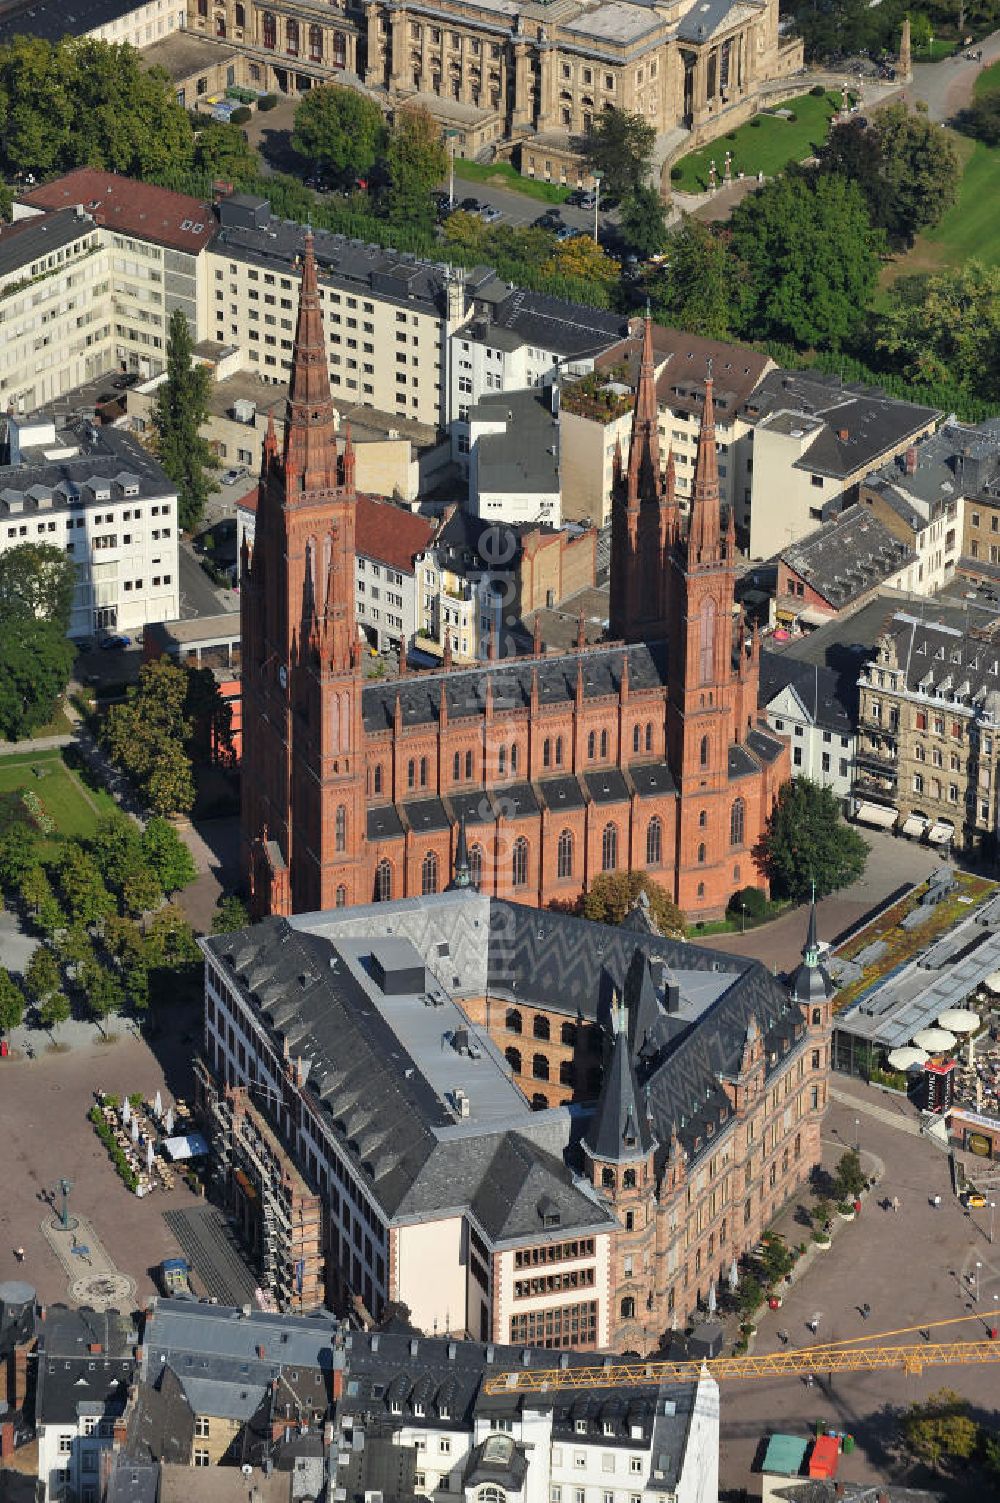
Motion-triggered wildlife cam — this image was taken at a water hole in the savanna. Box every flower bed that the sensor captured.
[88,1105,139,1192]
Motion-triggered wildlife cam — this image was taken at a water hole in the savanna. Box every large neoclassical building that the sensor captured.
[186,0,803,174]
[240,231,789,923]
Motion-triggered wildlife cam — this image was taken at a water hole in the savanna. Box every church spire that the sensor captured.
[626,307,660,508]
[448,816,471,890]
[688,369,721,563]
[283,230,340,496]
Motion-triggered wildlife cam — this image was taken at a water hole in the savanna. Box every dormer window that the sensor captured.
[390,1399,402,1415]
[575,1419,588,1434]
[413,1401,425,1417]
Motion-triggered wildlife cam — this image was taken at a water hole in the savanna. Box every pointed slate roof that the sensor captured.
[584,999,655,1163]
[790,898,835,1004]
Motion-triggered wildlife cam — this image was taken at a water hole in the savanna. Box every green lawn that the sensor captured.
[0,748,116,850]
[453,158,570,204]
[670,90,842,193]
[908,131,1000,269]
[975,57,1000,97]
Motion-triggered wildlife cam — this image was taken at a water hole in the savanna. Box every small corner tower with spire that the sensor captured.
[791,884,835,1025]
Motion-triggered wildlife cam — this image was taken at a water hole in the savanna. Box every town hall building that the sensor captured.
[240,231,789,923]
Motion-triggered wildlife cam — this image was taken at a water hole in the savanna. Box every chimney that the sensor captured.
[14,1344,29,1407]
[1,1421,14,1459]
[88,1343,103,1355]
[113,1416,128,1446]
[905,445,918,475]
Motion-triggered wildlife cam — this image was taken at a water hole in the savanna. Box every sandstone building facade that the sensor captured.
[186,0,804,175]
[240,235,789,924]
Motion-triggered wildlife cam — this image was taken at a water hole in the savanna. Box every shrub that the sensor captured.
[785,111,797,123]
[810,83,826,97]
[88,1106,139,1192]
[749,118,762,127]
[258,93,278,111]
[670,165,683,181]
[231,106,252,125]
[728,885,768,920]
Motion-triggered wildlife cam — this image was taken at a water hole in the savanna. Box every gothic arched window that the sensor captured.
[730,797,746,848]
[469,843,483,888]
[421,850,438,895]
[374,860,392,902]
[700,735,710,768]
[505,1046,521,1074]
[557,828,573,879]
[646,816,662,867]
[512,836,528,888]
[335,885,346,908]
[602,822,618,872]
[633,724,641,754]
[600,728,609,758]
[335,804,347,853]
[699,597,717,685]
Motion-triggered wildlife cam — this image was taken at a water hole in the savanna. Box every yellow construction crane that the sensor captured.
[482,1314,1000,1395]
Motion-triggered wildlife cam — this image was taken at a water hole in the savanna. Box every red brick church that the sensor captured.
[241,234,790,921]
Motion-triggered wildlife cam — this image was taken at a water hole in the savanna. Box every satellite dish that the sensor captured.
[241,1465,253,1477]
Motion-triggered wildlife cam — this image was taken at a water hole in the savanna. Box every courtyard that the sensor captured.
[670,89,843,193]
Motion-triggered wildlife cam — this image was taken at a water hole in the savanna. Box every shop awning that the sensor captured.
[902,814,929,838]
[927,822,955,845]
[854,801,898,829]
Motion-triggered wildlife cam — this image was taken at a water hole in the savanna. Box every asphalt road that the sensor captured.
[178,540,235,621]
[440,174,619,239]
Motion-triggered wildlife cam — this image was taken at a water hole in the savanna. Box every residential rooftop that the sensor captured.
[17,169,215,255]
[0,413,176,516]
[0,0,152,42]
[779,506,914,610]
[0,205,96,281]
[469,386,560,496]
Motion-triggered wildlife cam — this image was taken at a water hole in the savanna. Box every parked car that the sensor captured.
[459,196,482,213]
[533,212,562,230]
[220,466,247,487]
[578,192,596,210]
[112,372,140,390]
[554,224,581,242]
[99,634,131,651]
[963,1190,987,1209]
[479,203,502,223]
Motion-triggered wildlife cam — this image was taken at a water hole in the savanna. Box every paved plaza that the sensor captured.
[0,1030,205,1308]
[718,1082,1000,1497]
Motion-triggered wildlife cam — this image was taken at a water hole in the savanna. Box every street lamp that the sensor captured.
[990,1200,996,1246]
[740,900,747,935]
[447,129,459,211]
[854,1117,860,1155]
[976,1260,983,1302]
[593,173,602,243]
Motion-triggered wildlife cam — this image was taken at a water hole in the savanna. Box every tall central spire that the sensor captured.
[687,371,721,563]
[283,230,339,495]
[626,308,661,506]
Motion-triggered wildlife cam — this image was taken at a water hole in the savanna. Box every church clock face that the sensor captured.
[278,664,288,690]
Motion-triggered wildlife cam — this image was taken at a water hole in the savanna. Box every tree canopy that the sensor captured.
[0,35,193,180]
[0,968,23,1032]
[0,543,76,629]
[728,172,883,349]
[103,657,197,816]
[584,108,656,200]
[193,121,259,189]
[292,85,386,180]
[151,308,216,534]
[383,105,446,231]
[646,217,735,340]
[901,1389,979,1471]
[0,618,75,741]
[756,778,869,903]
[821,105,958,250]
[876,262,1000,400]
[578,870,685,938]
[618,186,668,260]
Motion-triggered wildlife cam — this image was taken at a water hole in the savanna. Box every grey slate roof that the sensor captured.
[0,415,175,513]
[470,387,559,497]
[36,1306,134,1425]
[467,286,626,360]
[630,761,677,797]
[0,0,147,41]
[402,797,450,833]
[362,642,668,733]
[537,774,586,811]
[584,768,630,804]
[584,1022,656,1162]
[865,418,1000,515]
[744,369,939,481]
[677,0,760,42]
[123,1363,194,1464]
[780,506,914,609]
[0,207,95,278]
[871,604,1000,704]
[759,651,855,735]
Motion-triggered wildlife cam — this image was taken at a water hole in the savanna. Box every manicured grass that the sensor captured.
[917,133,1000,268]
[0,748,115,848]
[453,158,570,203]
[669,90,842,193]
[919,37,959,61]
[974,58,1000,97]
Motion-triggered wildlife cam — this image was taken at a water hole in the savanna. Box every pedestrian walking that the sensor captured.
[14,1247,24,1264]
[777,1328,788,1346]
[891,1195,900,1213]
[862,1302,871,1320]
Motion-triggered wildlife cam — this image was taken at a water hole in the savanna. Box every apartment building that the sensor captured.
[854,601,1000,852]
[0,0,185,49]
[128,1300,719,1503]
[0,210,112,412]
[34,1307,134,1503]
[740,371,940,561]
[0,413,179,638]
[451,283,626,456]
[185,0,801,172]
[760,651,855,807]
[468,385,560,526]
[860,430,969,595]
[15,170,215,382]
[775,507,916,629]
[198,887,831,1350]
[208,192,482,428]
[560,324,772,529]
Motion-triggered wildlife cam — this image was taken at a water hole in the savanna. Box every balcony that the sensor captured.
[854,747,898,780]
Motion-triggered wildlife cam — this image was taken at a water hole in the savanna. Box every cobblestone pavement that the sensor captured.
[41,1215,136,1312]
[718,1088,1000,1498]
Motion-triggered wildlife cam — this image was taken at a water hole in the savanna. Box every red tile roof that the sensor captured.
[356,495,436,574]
[236,486,435,574]
[17,169,214,253]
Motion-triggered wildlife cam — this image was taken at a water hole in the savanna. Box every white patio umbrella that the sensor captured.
[154,1090,163,1119]
[912,1027,957,1052]
[887,1046,928,1071]
[130,1114,139,1145]
[121,1097,130,1126]
[728,1257,739,1292]
[707,1281,717,1316]
[937,1008,979,1034]
[146,1139,155,1172]
[985,972,1000,995]
[164,1106,174,1136]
